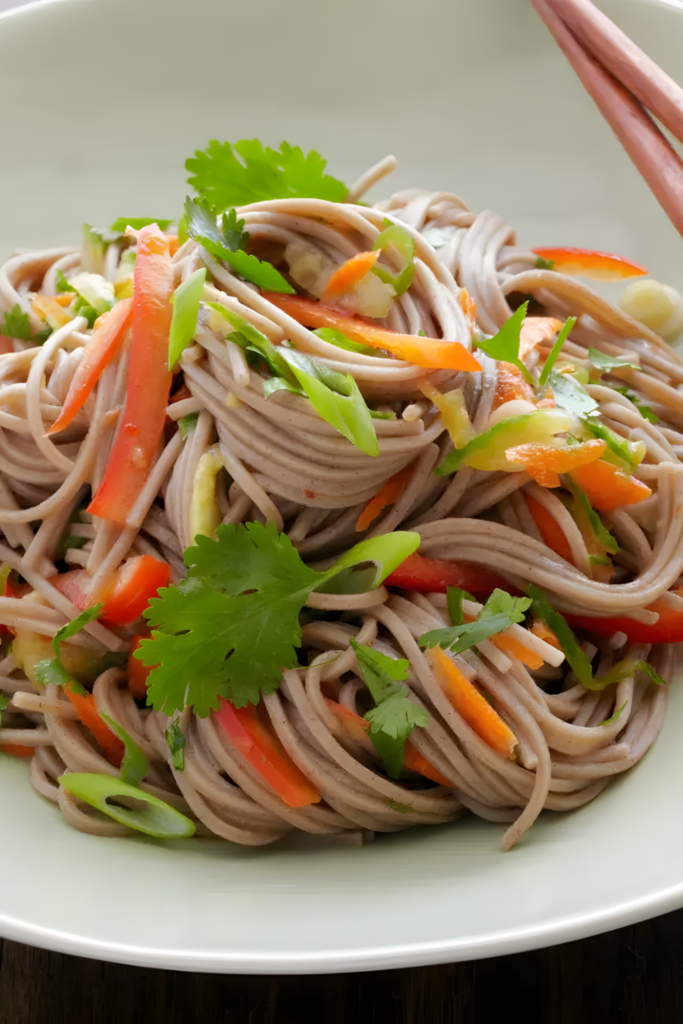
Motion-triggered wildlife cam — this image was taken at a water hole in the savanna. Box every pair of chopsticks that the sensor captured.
[531,0,683,239]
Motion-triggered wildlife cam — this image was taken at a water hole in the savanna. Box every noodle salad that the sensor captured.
[0,134,682,852]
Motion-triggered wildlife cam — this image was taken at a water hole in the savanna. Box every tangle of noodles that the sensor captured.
[0,152,681,852]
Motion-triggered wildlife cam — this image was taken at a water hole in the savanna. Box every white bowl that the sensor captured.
[0,0,682,974]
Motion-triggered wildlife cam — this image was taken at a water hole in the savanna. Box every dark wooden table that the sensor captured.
[1,908,682,1023]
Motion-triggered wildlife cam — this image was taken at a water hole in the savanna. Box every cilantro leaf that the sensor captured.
[165,721,186,770]
[419,588,531,654]
[475,303,534,385]
[101,713,148,787]
[588,348,638,373]
[613,387,659,424]
[109,217,172,233]
[549,370,598,416]
[56,270,77,294]
[52,604,103,660]
[184,197,294,294]
[592,658,666,691]
[208,303,297,384]
[178,413,199,439]
[535,256,555,270]
[1,304,51,344]
[350,640,429,778]
[537,317,576,387]
[55,533,87,561]
[186,139,348,210]
[34,657,85,694]
[138,523,420,716]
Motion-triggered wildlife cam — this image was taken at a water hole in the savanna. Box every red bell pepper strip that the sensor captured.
[215,700,321,808]
[261,292,482,371]
[88,225,174,523]
[524,494,575,564]
[565,597,683,645]
[66,682,124,767]
[0,744,34,758]
[50,555,170,626]
[384,552,515,599]
[48,297,134,436]
[531,246,647,281]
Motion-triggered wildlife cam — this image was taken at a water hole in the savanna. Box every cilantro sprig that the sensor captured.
[1,304,51,345]
[419,589,532,654]
[184,198,295,294]
[350,640,429,778]
[475,303,534,385]
[186,139,348,211]
[137,523,420,717]
[613,387,659,424]
[34,605,104,696]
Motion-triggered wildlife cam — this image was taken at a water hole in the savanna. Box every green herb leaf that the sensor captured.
[186,139,348,211]
[184,197,294,294]
[419,589,531,654]
[55,269,77,294]
[1,304,51,344]
[280,349,379,457]
[371,221,416,296]
[52,604,104,660]
[535,256,555,270]
[0,693,9,712]
[475,303,534,386]
[178,413,199,440]
[350,639,429,778]
[549,370,598,416]
[528,585,593,687]
[34,658,85,693]
[592,658,666,691]
[165,721,186,770]
[588,348,638,373]
[613,387,659,424]
[599,700,628,727]
[100,713,149,787]
[138,523,420,716]
[57,772,195,839]
[168,267,206,368]
[538,317,576,387]
[313,327,380,358]
[109,218,173,233]
[207,303,297,384]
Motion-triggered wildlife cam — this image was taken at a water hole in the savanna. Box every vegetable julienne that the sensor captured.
[0,127,680,856]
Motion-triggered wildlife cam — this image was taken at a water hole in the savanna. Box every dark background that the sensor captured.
[1,908,682,1023]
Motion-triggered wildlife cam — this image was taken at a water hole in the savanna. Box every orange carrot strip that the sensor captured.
[356,463,415,532]
[492,362,536,410]
[426,646,517,759]
[459,288,478,328]
[323,251,380,300]
[403,741,453,787]
[524,493,575,564]
[261,292,482,371]
[568,459,652,512]
[531,246,647,281]
[66,683,124,767]
[490,634,544,670]
[519,316,564,358]
[48,298,134,435]
[32,295,72,328]
[1,744,34,758]
[51,293,77,308]
[506,439,606,488]
[530,619,562,650]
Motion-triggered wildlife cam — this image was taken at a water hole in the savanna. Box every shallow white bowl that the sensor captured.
[0,0,682,974]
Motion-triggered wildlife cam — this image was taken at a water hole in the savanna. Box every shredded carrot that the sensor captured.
[459,288,477,328]
[1,744,34,758]
[519,316,564,359]
[356,463,415,532]
[50,293,76,308]
[167,235,179,257]
[403,741,453,787]
[323,251,380,300]
[490,634,544,670]
[426,646,517,759]
[66,683,124,767]
[506,439,606,488]
[524,493,575,564]
[568,459,652,512]
[492,362,536,410]
[530,619,562,650]
[32,295,72,328]
[261,293,482,371]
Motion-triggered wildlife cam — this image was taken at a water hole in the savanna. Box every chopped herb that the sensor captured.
[613,387,659,424]
[52,604,104,660]
[350,640,429,779]
[100,713,148,787]
[535,256,555,270]
[178,413,199,440]
[549,370,598,416]
[1,304,51,344]
[388,799,414,814]
[475,303,535,386]
[109,218,173,233]
[136,523,419,717]
[588,348,638,373]
[55,269,77,294]
[35,657,79,692]
[537,317,576,387]
[55,533,87,561]
[371,220,416,296]
[599,700,628,727]
[0,693,9,712]
[313,327,380,358]
[528,585,594,688]
[565,478,619,554]
[186,139,348,211]
[184,197,294,294]
[165,721,186,770]
[419,589,532,654]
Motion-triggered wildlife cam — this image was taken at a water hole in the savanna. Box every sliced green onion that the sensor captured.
[58,773,196,839]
